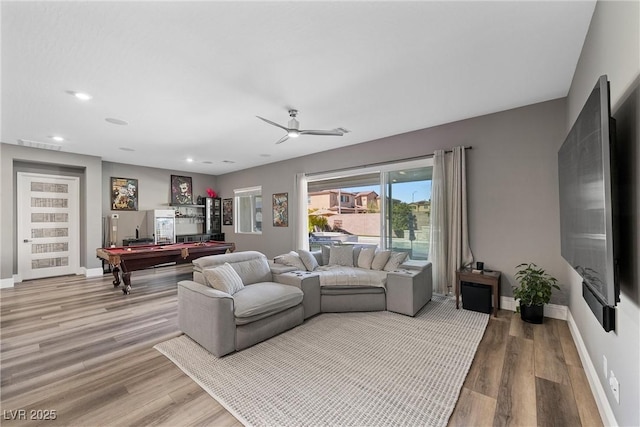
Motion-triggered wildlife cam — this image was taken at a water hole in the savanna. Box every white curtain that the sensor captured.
[429,150,448,294]
[294,173,309,250]
[428,146,473,294]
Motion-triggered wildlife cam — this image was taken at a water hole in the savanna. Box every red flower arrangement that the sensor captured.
[206,188,217,198]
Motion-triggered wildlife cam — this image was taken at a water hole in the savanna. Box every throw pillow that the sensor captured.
[357,247,376,269]
[383,251,409,271]
[321,245,332,266]
[371,250,391,270]
[328,246,354,267]
[351,245,363,266]
[203,262,245,295]
[297,249,319,271]
[274,251,307,271]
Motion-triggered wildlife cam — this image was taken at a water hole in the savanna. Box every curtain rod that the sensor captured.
[306,145,473,178]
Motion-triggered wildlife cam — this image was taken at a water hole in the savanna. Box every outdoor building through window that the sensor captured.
[305,159,432,259]
[234,186,262,234]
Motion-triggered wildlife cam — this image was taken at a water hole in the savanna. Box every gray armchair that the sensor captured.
[178,251,306,357]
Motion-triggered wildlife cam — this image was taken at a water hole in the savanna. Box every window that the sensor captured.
[304,159,432,259]
[384,167,432,260]
[234,186,262,234]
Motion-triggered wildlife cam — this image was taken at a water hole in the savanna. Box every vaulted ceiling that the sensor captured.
[1,1,596,174]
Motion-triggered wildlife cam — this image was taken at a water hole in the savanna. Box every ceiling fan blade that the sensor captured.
[257,116,289,132]
[299,129,345,136]
[275,134,290,144]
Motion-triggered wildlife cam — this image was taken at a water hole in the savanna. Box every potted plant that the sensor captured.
[512,263,561,324]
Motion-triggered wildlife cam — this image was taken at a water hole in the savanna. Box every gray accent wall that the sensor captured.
[0,144,103,277]
[101,162,219,245]
[565,1,639,425]
[217,98,569,304]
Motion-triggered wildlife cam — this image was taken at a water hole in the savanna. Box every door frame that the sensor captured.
[16,172,81,281]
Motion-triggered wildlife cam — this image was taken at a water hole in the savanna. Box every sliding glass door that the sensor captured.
[307,172,380,250]
[305,159,432,258]
[385,167,432,260]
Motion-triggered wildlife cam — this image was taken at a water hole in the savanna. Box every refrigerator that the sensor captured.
[147,209,176,244]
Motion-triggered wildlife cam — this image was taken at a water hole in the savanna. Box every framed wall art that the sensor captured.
[111,177,138,211]
[223,198,233,226]
[171,175,193,205]
[272,192,288,227]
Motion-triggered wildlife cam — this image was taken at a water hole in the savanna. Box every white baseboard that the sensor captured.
[500,296,568,320]
[2,269,103,287]
[566,310,618,426]
[501,296,517,312]
[0,277,14,288]
[84,267,104,278]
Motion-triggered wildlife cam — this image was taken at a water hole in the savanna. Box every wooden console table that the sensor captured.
[455,268,501,317]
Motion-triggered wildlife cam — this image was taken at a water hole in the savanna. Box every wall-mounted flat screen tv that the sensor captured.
[558,75,619,313]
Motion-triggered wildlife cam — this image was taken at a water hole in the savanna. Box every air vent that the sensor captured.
[17,139,62,151]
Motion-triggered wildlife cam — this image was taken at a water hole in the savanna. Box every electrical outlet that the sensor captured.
[609,371,620,404]
[603,355,608,377]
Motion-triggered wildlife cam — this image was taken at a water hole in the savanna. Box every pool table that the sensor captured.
[96,241,235,294]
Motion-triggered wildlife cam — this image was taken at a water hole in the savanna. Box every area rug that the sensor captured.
[154,295,489,427]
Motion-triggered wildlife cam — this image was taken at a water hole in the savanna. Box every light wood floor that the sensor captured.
[1,265,602,426]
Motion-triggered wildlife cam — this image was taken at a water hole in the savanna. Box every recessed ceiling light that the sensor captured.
[105,118,128,126]
[202,161,213,164]
[222,160,236,164]
[260,154,271,157]
[67,90,93,101]
[118,147,135,152]
[50,135,65,142]
[186,158,194,163]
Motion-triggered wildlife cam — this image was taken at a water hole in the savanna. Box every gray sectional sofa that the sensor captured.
[178,249,432,357]
[270,247,432,318]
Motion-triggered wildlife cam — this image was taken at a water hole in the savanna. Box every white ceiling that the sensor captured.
[1,1,596,175]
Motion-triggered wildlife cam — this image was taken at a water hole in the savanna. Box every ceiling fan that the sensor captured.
[257,109,349,144]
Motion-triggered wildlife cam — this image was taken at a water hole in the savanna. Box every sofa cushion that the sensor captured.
[384,251,409,271]
[321,286,386,295]
[297,249,319,271]
[233,282,304,325]
[328,246,354,267]
[203,262,245,295]
[357,247,376,269]
[230,257,273,285]
[275,251,307,271]
[193,251,272,285]
[315,265,387,288]
[371,250,391,270]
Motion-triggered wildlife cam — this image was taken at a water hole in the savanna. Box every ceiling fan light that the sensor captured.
[288,129,300,138]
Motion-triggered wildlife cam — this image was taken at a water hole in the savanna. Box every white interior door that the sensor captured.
[17,172,80,281]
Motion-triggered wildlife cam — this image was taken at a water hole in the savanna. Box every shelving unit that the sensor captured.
[174,205,205,220]
[171,198,224,242]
